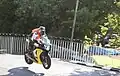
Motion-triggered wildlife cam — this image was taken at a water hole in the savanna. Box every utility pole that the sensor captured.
[70,0,79,43]
[68,0,79,60]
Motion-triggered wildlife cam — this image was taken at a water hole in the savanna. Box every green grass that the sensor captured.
[92,55,120,68]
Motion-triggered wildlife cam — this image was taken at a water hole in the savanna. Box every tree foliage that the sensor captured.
[0,0,120,42]
[0,0,18,33]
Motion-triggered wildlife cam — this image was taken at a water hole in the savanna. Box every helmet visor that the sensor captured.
[41,30,45,35]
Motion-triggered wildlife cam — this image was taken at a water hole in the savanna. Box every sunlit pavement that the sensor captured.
[0,54,120,76]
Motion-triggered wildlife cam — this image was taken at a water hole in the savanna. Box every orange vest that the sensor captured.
[32,28,41,39]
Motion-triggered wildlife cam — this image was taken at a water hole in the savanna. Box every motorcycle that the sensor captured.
[24,36,51,69]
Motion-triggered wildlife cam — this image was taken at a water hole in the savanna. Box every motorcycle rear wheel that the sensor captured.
[24,53,33,64]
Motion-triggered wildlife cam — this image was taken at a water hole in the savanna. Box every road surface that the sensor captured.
[0,54,120,76]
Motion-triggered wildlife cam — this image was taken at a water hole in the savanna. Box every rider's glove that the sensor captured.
[38,39,43,44]
[34,43,39,47]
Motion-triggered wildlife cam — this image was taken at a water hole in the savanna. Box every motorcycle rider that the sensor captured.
[28,25,50,58]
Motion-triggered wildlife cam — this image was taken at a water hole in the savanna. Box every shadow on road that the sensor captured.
[0,67,44,76]
[69,69,120,76]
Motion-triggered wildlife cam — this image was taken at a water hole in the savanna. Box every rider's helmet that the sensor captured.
[39,26,46,35]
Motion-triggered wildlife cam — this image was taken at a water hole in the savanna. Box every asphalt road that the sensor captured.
[0,54,120,76]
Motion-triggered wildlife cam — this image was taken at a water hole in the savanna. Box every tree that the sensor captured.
[14,0,68,34]
[74,0,120,40]
[0,0,120,43]
[0,0,18,33]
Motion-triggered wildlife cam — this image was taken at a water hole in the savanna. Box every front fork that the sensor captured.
[40,51,48,62]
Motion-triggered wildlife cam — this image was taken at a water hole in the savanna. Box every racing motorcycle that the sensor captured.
[24,36,51,69]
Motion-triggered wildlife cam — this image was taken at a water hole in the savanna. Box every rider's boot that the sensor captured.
[27,50,33,57]
[33,49,37,58]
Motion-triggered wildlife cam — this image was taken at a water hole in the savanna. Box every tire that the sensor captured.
[40,52,51,69]
[24,54,33,64]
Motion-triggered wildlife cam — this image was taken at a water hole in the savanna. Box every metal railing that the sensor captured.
[0,33,88,62]
[0,33,120,69]
[0,33,28,54]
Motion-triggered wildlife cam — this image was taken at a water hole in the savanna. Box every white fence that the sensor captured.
[0,33,120,70]
[0,33,91,62]
[0,34,27,54]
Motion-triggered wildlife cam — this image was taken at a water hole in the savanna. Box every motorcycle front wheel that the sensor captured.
[40,52,51,69]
